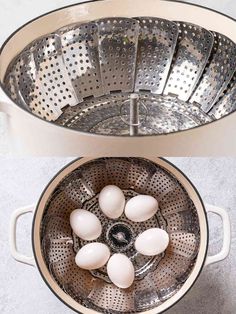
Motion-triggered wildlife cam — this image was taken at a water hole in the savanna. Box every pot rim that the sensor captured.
[31,157,209,314]
[0,0,236,140]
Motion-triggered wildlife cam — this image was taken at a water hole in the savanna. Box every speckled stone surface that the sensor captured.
[0,157,235,314]
[0,0,236,154]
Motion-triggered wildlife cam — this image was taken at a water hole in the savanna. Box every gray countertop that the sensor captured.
[0,157,235,313]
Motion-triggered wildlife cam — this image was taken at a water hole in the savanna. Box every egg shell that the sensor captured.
[107,254,135,289]
[135,228,169,256]
[125,195,159,222]
[75,243,110,270]
[70,209,102,241]
[99,185,125,219]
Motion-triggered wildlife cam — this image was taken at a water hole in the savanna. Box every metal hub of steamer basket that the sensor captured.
[106,222,134,251]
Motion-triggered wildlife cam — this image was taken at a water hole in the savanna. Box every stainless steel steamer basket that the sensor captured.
[9,158,231,314]
[1,0,236,155]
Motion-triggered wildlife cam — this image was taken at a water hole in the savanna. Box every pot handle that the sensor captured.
[0,89,11,139]
[205,204,231,266]
[9,204,36,267]
[0,88,11,114]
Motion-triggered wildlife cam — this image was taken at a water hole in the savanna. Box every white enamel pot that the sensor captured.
[9,158,231,313]
[1,0,236,156]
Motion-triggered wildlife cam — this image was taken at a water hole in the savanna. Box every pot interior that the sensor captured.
[40,157,201,313]
[3,12,236,136]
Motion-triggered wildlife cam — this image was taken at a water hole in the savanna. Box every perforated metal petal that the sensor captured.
[87,279,135,312]
[50,257,94,300]
[43,238,74,264]
[78,159,108,194]
[134,17,178,94]
[41,158,201,313]
[148,251,193,298]
[209,73,236,119]
[42,215,72,240]
[143,168,177,200]
[30,34,79,119]
[159,186,191,217]
[6,51,64,120]
[3,72,19,105]
[125,158,156,193]
[166,210,200,234]
[133,273,161,310]
[96,17,139,94]
[104,158,131,188]
[44,191,80,219]
[164,22,214,101]
[60,22,104,102]
[167,231,199,259]
[190,32,236,112]
[5,54,31,108]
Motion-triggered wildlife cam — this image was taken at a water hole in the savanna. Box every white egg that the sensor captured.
[135,228,169,256]
[107,254,135,289]
[99,185,125,219]
[75,243,110,270]
[124,195,159,222]
[70,209,102,241]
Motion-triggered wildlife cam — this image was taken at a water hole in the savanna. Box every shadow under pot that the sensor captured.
[10,157,230,314]
[1,0,236,155]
